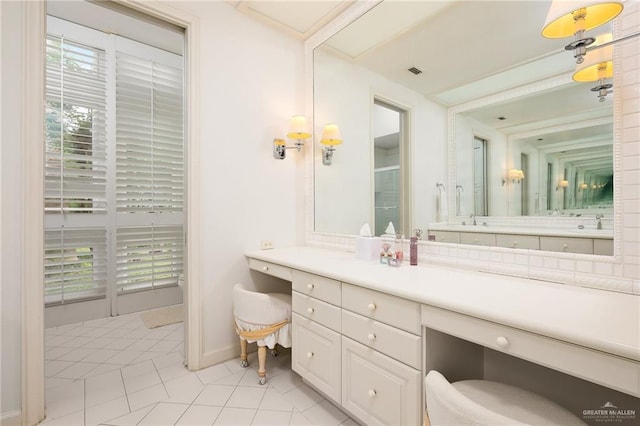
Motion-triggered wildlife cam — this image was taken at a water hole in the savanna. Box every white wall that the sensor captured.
[314,48,447,235]
[1,1,23,419]
[165,1,304,364]
[0,0,304,418]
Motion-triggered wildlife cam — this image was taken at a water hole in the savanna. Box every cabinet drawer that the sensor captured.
[429,231,460,244]
[248,258,292,281]
[342,337,421,426]
[292,313,341,402]
[539,236,593,254]
[293,291,341,332]
[342,310,421,369]
[342,284,421,335]
[292,270,341,306]
[459,232,496,247]
[594,238,613,256]
[496,234,540,250]
[422,305,640,397]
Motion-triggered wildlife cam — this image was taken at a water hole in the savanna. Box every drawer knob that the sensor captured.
[496,336,510,348]
[367,333,376,341]
[513,241,518,247]
[262,266,269,272]
[563,244,568,250]
[368,389,377,397]
[307,307,314,314]
[306,352,314,358]
[307,283,314,290]
[368,303,377,311]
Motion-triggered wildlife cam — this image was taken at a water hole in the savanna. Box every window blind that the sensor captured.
[45,35,107,214]
[44,227,108,305]
[116,225,184,293]
[115,52,184,214]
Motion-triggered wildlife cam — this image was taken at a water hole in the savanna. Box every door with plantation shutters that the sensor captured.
[44,16,184,324]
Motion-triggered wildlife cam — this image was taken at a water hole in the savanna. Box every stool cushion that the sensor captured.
[425,370,585,426]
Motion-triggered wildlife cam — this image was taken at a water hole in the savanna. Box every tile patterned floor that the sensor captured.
[41,310,356,426]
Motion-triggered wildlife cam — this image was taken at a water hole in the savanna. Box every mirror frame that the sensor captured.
[304,1,634,292]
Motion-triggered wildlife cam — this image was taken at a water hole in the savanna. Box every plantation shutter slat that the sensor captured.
[116,52,184,214]
[116,225,184,293]
[45,35,107,214]
[44,228,108,305]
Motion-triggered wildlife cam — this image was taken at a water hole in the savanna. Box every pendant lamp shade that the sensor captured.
[542,1,623,38]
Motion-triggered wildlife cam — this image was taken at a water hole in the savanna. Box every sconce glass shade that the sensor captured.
[320,124,343,146]
[542,1,623,38]
[573,33,613,81]
[286,116,311,139]
[580,183,589,190]
[508,169,524,180]
[273,138,285,146]
[559,180,570,188]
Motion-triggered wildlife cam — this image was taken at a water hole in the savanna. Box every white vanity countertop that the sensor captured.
[246,246,639,361]
[427,223,613,239]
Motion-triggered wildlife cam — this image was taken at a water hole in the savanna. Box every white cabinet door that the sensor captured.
[292,313,341,402]
[342,337,421,425]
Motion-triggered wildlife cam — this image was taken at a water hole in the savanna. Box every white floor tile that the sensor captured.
[57,347,98,362]
[196,363,232,385]
[104,338,137,350]
[107,350,146,365]
[80,327,112,338]
[283,384,324,412]
[45,346,74,360]
[103,328,133,339]
[252,409,293,425]
[226,386,267,410]
[122,368,162,394]
[193,384,235,406]
[85,396,130,426]
[175,404,222,426]
[303,400,348,426]
[45,377,75,390]
[39,409,84,426]
[148,339,179,352]
[163,373,205,404]
[82,349,121,364]
[127,383,169,412]
[259,388,295,412]
[212,370,245,387]
[85,369,126,408]
[213,407,256,425]
[45,379,85,420]
[339,418,360,425]
[99,406,154,426]
[121,359,155,379]
[137,402,188,426]
[288,412,313,426]
[55,362,99,379]
[267,370,303,394]
[145,328,173,340]
[125,338,158,352]
[46,360,75,377]
[62,336,95,348]
[83,363,123,379]
[84,337,117,349]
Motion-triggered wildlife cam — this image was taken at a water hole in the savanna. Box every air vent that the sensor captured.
[408,67,422,75]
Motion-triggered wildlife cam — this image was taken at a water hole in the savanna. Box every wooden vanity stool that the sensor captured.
[232,283,292,384]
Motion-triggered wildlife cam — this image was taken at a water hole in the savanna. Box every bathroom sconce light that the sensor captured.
[320,124,342,166]
[541,1,623,63]
[557,179,570,190]
[503,169,524,186]
[573,33,613,101]
[273,116,311,160]
[579,183,589,191]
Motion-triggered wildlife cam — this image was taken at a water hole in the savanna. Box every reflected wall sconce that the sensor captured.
[573,33,613,101]
[502,169,524,186]
[542,1,639,100]
[557,179,570,190]
[579,183,589,191]
[273,116,311,160]
[320,124,342,166]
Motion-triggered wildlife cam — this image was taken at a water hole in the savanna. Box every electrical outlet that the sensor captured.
[260,240,274,250]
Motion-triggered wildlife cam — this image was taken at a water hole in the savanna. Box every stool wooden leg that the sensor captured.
[240,338,249,368]
[257,345,267,385]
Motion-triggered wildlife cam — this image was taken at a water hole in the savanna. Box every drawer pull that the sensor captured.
[563,244,568,250]
[513,241,518,247]
[307,307,314,314]
[306,352,314,358]
[262,266,269,272]
[368,303,377,311]
[367,333,376,341]
[307,283,314,290]
[368,389,377,397]
[496,336,510,349]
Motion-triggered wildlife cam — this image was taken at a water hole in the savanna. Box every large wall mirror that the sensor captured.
[312,0,618,246]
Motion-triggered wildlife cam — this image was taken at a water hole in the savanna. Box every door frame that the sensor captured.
[21,1,203,424]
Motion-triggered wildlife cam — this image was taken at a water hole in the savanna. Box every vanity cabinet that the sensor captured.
[459,232,496,247]
[594,238,614,255]
[429,230,460,243]
[495,233,540,250]
[291,270,342,402]
[539,236,593,254]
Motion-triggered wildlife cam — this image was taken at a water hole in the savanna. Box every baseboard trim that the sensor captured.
[0,410,22,426]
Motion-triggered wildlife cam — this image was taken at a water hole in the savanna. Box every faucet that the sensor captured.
[469,214,476,226]
[596,214,604,230]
